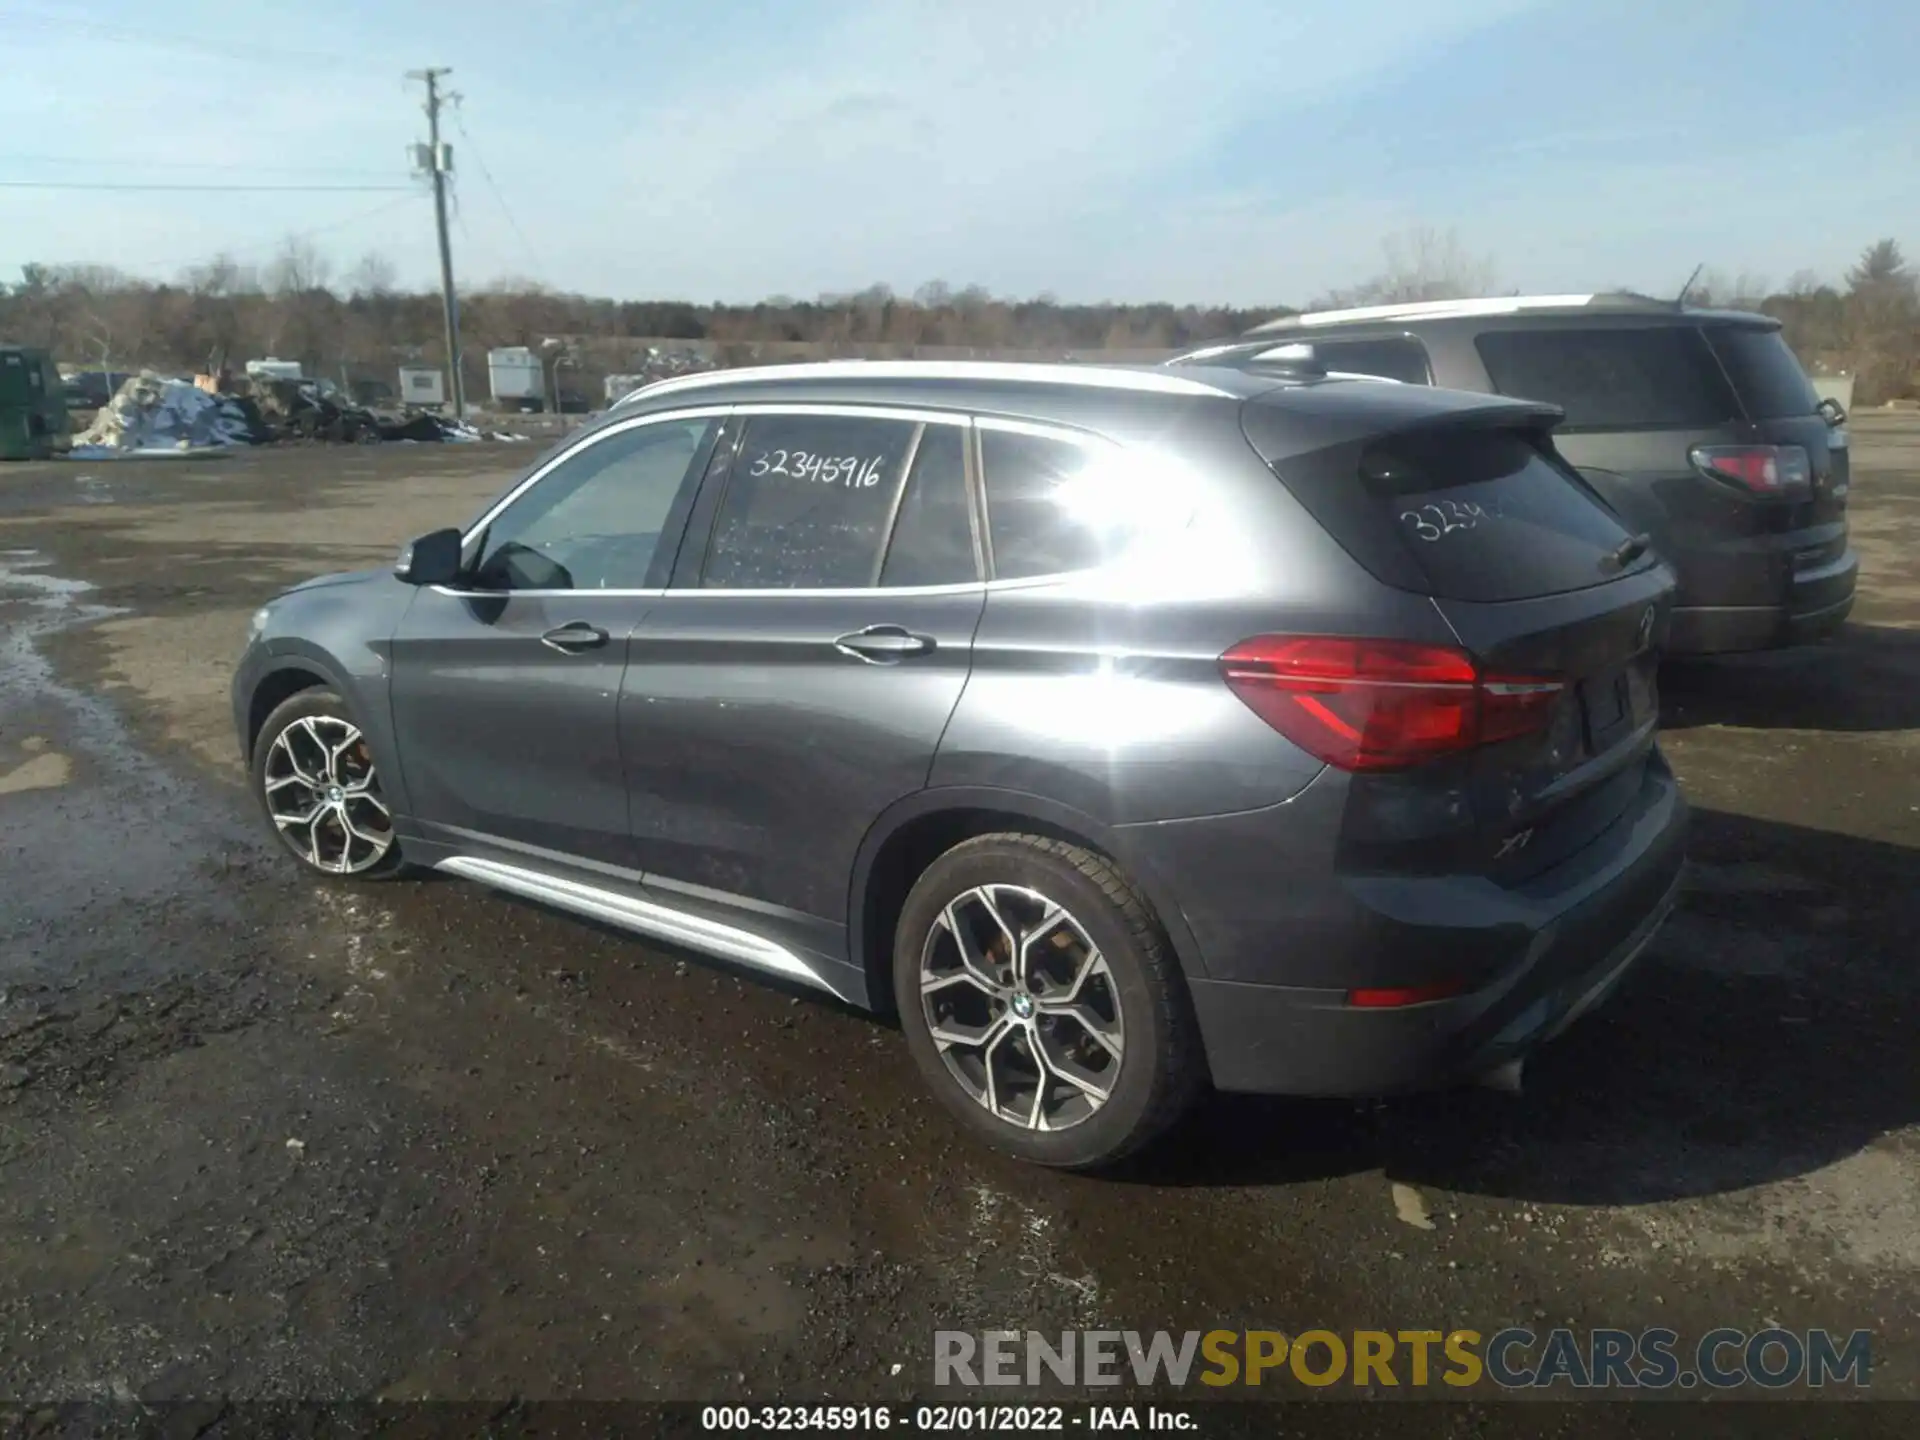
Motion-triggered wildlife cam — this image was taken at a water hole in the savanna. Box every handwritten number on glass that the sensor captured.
[747,450,890,488]
[1399,498,1500,543]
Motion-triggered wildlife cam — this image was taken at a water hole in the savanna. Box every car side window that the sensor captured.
[980,426,1155,580]
[470,417,715,591]
[701,413,916,589]
[879,423,977,587]
[1312,336,1433,385]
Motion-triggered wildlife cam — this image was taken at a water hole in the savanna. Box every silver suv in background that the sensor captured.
[1173,295,1857,654]
[233,360,1686,1168]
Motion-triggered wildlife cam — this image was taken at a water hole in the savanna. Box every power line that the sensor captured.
[448,104,543,278]
[0,181,415,193]
[0,152,404,180]
[149,194,424,275]
[9,8,361,69]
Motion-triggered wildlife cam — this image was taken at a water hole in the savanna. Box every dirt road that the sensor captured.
[2,421,1917,1406]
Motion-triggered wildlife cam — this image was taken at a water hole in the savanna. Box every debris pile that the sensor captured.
[72,372,267,454]
[249,378,372,443]
[604,346,718,404]
[69,371,529,454]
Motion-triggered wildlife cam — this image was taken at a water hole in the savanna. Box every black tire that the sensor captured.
[892,833,1205,1169]
[250,688,411,881]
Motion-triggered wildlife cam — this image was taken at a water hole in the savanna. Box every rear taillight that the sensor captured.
[1219,636,1563,772]
[1689,444,1811,498]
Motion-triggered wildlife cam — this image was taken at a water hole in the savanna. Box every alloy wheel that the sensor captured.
[918,884,1124,1132]
[262,715,395,875]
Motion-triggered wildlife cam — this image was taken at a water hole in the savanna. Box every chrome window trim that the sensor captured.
[439,409,1166,600]
[459,404,734,548]
[652,581,991,600]
[426,584,669,599]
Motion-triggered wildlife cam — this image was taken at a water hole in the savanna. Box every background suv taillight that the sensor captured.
[1689,443,1811,499]
[1219,636,1563,772]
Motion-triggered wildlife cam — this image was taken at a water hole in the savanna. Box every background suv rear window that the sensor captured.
[1475,327,1739,430]
[1706,326,1821,419]
[1311,336,1433,385]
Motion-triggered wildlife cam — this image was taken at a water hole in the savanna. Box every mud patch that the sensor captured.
[0,750,71,794]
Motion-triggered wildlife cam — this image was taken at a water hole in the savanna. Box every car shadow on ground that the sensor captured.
[1123,804,1919,1204]
[1660,622,1920,733]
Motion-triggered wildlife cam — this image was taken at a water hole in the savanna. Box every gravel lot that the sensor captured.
[1,417,1917,1409]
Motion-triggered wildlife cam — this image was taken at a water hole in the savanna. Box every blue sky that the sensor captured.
[2,0,1916,306]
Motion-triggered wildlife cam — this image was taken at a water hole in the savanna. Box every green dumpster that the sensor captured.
[0,346,73,460]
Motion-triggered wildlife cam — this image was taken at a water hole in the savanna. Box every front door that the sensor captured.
[390,410,722,867]
[619,407,986,963]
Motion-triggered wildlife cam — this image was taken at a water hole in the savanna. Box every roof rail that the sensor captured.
[1248,294,1602,334]
[612,358,1236,407]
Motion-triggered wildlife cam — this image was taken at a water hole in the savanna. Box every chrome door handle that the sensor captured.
[541,621,610,653]
[833,624,937,663]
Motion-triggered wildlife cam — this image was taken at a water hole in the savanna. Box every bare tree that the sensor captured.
[1314,227,1499,308]
[345,251,398,299]
[266,237,333,297]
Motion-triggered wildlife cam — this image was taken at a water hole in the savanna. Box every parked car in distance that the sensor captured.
[232,358,1687,1167]
[1,347,73,460]
[59,369,134,412]
[1170,295,1856,655]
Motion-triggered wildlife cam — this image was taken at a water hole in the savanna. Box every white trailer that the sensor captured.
[487,347,544,407]
[398,365,447,407]
[245,357,303,381]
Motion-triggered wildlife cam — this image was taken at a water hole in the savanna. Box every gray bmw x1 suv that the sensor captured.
[1173,296,1857,654]
[233,358,1687,1168]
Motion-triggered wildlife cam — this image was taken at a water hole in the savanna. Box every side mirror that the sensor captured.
[395,527,464,586]
[1817,396,1847,428]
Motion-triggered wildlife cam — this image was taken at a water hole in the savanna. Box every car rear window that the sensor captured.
[1475,326,1739,431]
[1256,418,1648,603]
[1705,326,1820,419]
[1359,430,1645,601]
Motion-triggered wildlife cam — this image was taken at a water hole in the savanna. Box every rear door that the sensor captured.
[619,405,986,964]
[1250,408,1675,881]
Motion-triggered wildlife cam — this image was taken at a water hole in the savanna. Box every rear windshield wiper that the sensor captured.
[1603,533,1653,572]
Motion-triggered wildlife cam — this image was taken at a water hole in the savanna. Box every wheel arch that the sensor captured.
[848,786,1208,1017]
[243,657,345,764]
[241,643,413,821]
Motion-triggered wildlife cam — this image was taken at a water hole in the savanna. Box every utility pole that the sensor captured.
[407,67,464,418]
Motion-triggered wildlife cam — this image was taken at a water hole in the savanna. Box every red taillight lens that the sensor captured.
[1220,636,1562,772]
[1689,444,1811,498]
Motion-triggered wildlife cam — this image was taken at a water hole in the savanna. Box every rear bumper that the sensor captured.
[1667,547,1858,654]
[1171,763,1688,1097]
